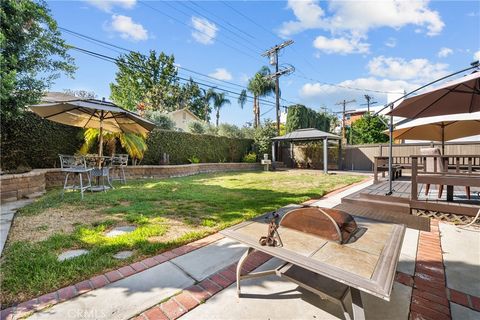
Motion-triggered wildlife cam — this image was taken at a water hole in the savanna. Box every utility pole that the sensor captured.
[361,94,377,114]
[335,99,356,145]
[262,40,294,135]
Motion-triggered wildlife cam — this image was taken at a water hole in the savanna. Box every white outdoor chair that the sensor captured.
[59,154,92,199]
[110,154,129,184]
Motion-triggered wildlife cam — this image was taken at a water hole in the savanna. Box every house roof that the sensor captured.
[42,92,80,103]
[272,128,341,141]
[168,108,201,121]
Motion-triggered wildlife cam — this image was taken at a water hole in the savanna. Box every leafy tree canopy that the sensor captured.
[110,50,179,112]
[254,119,277,156]
[0,0,75,120]
[350,114,389,144]
[143,110,175,130]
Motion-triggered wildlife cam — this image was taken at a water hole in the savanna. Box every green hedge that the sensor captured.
[0,113,253,170]
[1,112,83,170]
[285,104,332,133]
[143,129,253,164]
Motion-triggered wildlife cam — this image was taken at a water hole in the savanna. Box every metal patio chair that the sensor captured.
[110,154,129,184]
[59,154,92,200]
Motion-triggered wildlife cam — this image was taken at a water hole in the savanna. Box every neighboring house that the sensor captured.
[167,108,202,131]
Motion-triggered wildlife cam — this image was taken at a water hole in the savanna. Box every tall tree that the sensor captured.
[206,89,230,126]
[110,50,179,112]
[0,0,75,120]
[238,66,275,128]
[350,114,389,144]
[179,78,210,121]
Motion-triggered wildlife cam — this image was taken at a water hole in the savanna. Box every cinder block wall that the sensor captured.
[1,163,261,203]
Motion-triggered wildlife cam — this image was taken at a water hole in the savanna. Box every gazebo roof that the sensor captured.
[272,128,341,141]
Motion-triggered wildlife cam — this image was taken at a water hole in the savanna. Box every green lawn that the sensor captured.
[1,170,365,306]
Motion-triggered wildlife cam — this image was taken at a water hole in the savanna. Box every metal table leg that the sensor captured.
[350,288,365,320]
[447,185,454,201]
[236,247,276,296]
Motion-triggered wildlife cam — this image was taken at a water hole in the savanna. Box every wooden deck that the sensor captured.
[339,176,479,231]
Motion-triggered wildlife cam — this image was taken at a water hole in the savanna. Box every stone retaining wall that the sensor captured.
[1,163,261,202]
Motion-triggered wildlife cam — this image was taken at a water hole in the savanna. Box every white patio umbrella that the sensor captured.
[388,112,480,154]
[30,99,155,158]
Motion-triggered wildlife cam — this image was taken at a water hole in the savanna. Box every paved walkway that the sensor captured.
[0,199,35,255]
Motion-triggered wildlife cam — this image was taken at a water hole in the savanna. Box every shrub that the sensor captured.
[187,121,206,134]
[242,152,257,163]
[253,120,277,157]
[143,110,175,130]
[187,155,200,163]
[217,123,244,139]
[143,129,253,164]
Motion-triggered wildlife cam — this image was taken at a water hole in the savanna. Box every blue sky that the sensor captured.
[49,0,480,126]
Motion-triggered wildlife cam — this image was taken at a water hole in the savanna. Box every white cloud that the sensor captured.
[313,35,369,54]
[191,16,218,45]
[385,37,397,48]
[86,0,135,12]
[106,15,148,41]
[279,0,444,37]
[208,68,233,81]
[474,50,480,61]
[367,56,449,82]
[438,47,453,58]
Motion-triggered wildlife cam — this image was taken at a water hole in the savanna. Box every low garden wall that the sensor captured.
[0,163,261,203]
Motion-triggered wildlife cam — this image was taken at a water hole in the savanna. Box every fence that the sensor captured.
[343,141,480,171]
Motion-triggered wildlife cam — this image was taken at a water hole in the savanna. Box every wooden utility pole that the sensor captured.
[361,94,377,114]
[335,99,356,145]
[262,40,294,135]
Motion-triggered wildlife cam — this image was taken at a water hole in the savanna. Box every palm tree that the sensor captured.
[206,89,231,126]
[80,129,148,162]
[238,66,275,128]
[213,92,231,127]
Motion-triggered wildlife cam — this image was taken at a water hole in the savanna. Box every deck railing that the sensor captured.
[373,156,424,183]
[410,155,480,201]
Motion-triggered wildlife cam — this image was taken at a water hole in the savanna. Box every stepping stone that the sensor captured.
[105,226,136,238]
[58,249,89,262]
[113,251,134,260]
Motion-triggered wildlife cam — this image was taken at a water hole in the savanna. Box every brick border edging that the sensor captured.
[393,220,480,320]
[0,233,225,320]
[132,250,273,320]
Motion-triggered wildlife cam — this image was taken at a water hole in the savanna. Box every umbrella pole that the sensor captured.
[441,123,445,155]
[98,116,104,169]
[387,104,394,195]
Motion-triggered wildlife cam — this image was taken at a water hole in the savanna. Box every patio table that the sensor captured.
[221,205,406,320]
[84,155,114,192]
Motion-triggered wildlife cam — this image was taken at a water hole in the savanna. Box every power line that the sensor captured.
[180,1,261,51]
[60,27,262,93]
[188,1,256,40]
[139,0,263,63]
[70,46,278,108]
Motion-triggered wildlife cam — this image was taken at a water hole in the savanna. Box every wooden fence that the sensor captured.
[343,141,480,171]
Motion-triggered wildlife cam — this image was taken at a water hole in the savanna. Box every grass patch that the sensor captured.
[1,170,365,306]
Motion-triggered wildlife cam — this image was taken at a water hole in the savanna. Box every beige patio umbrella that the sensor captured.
[30,99,155,158]
[388,71,480,118]
[388,112,480,153]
